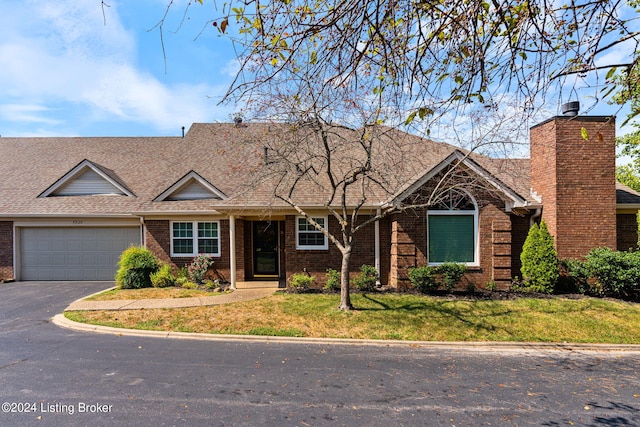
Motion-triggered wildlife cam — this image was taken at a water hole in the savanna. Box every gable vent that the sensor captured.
[39,159,134,198]
[154,171,227,202]
[165,179,221,201]
[53,168,126,196]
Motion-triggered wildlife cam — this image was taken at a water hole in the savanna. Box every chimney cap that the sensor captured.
[561,101,580,116]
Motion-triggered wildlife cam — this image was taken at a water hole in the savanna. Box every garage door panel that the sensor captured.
[20,227,141,281]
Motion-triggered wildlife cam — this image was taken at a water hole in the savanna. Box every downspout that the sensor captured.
[530,208,542,228]
[375,208,381,286]
[139,216,146,248]
[229,215,236,290]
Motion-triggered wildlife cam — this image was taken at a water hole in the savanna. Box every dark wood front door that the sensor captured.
[253,221,279,276]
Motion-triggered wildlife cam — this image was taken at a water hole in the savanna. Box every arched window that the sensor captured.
[427,189,478,265]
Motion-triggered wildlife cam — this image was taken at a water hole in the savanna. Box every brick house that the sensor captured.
[1,114,639,288]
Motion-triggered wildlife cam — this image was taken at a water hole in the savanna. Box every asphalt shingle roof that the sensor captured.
[0,122,593,217]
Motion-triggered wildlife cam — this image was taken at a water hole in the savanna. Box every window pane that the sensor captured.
[173,222,192,238]
[428,215,474,263]
[198,222,218,238]
[198,239,218,254]
[173,238,193,254]
[298,232,325,247]
[297,217,326,247]
[298,217,324,231]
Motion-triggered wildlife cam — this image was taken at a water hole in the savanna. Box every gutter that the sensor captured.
[0,213,140,219]
[617,204,640,211]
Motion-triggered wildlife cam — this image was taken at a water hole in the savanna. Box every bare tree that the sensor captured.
[157,0,639,124]
[227,77,519,310]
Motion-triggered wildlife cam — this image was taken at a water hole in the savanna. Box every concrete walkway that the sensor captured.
[65,287,279,311]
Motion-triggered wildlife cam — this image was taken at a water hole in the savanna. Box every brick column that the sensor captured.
[492,218,512,288]
[389,212,427,289]
[0,221,13,280]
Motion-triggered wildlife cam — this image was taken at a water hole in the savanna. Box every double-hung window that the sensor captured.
[427,190,478,265]
[171,221,220,257]
[296,216,328,250]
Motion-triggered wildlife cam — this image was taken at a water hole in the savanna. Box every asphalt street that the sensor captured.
[1,281,639,426]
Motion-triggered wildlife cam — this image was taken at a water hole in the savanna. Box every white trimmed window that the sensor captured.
[427,190,478,266]
[296,216,328,250]
[171,221,220,257]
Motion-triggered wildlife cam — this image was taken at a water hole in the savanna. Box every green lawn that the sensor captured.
[66,292,640,343]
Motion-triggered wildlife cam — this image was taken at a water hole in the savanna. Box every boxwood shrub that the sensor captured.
[587,248,640,299]
[408,266,437,293]
[115,246,159,289]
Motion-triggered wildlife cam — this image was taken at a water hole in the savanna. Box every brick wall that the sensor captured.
[145,220,171,264]
[387,202,514,290]
[283,214,380,287]
[0,221,13,280]
[617,213,639,251]
[144,219,245,283]
[530,116,617,259]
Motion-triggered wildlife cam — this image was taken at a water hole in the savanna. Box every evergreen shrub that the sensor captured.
[436,262,467,290]
[584,247,640,299]
[289,273,315,291]
[115,246,159,289]
[353,264,378,291]
[324,268,340,291]
[150,264,177,288]
[408,266,438,293]
[520,221,558,293]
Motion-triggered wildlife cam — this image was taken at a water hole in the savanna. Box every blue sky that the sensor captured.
[0,0,238,137]
[0,0,635,141]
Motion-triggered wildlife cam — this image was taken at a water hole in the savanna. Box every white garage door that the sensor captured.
[20,227,141,281]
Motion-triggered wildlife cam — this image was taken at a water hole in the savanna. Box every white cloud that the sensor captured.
[0,0,233,135]
[0,104,61,125]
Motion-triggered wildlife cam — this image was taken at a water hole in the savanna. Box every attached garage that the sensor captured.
[19,227,141,281]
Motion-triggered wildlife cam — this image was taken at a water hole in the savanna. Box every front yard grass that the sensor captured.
[65,293,640,343]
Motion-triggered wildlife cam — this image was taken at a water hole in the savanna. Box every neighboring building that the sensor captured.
[1,114,639,288]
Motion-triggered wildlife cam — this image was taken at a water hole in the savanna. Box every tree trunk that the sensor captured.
[338,249,353,311]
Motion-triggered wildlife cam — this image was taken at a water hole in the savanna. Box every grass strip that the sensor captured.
[65,293,640,343]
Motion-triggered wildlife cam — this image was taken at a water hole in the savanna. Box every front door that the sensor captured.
[253,221,279,276]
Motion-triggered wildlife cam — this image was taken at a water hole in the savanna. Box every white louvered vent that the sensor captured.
[154,171,226,202]
[165,179,221,201]
[53,168,126,196]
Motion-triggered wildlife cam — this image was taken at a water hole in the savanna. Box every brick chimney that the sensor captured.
[529,115,617,259]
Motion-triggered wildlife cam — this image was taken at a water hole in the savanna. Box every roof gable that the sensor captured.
[39,159,134,198]
[154,171,227,201]
[389,150,528,211]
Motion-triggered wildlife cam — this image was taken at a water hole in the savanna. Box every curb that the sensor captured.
[51,313,640,353]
